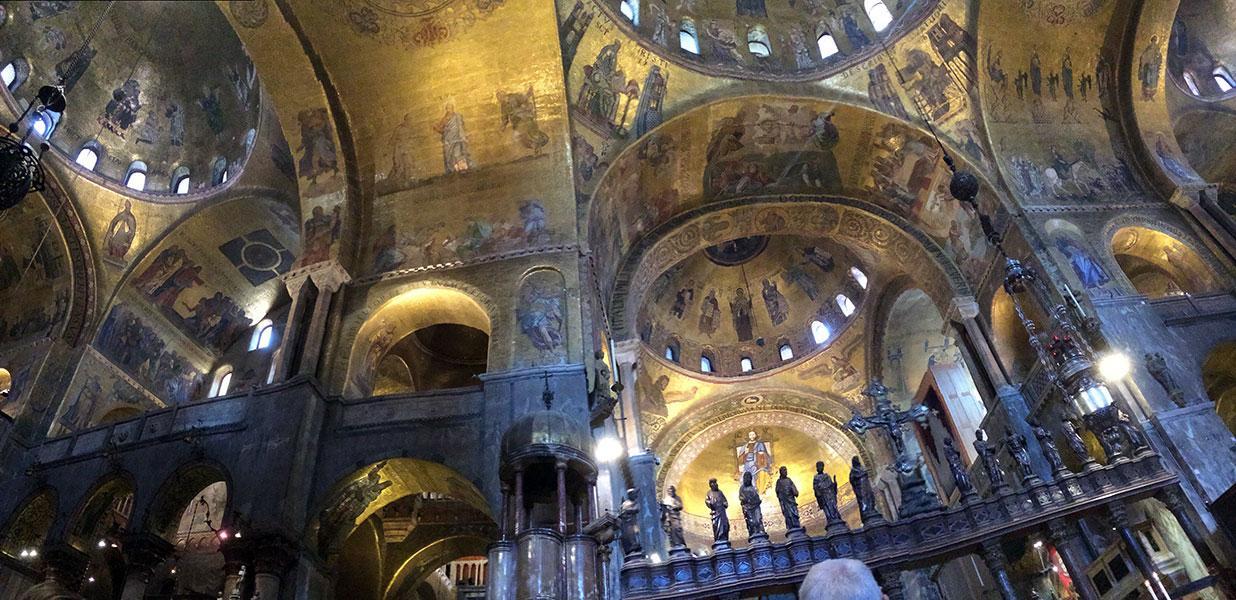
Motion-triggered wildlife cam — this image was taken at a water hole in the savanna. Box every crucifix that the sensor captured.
[845,378,941,518]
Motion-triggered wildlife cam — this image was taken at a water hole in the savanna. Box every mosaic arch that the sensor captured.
[1104,222,1223,298]
[343,286,493,397]
[610,197,971,341]
[0,1,262,197]
[309,458,494,557]
[590,0,943,81]
[585,96,1006,334]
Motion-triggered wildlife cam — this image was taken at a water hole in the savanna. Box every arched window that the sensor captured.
[75,147,99,171]
[619,0,639,25]
[30,110,59,138]
[817,32,839,59]
[1183,71,1201,95]
[864,0,894,32]
[779,343,794,361]
[700,354,714,373]
[850,266,868,289]
[747,26,772,58]
[175,174,191,194]
[810,320,830,344]
[125,162,147,191]
[211,157,228,185]
[209,367,233,398]
[680,18,700,54]
[665,343,679,362]
[740,357,754,372]
[1214,67,1234,93]
[0,63,15,88]
[249,319,275,351]
[2,59,28,91]
[836,294,856,317]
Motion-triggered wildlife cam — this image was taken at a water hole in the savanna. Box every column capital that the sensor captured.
[280,259,353,294]
[121,532,175,577]
[980,538,1007,566]
[1107,501,1131,528]
[1168,185,1207,210]
[253,534,299,576]
[1046,518,1077,544]
[613,338,642,361]
[39,542,89,590]
[948,296,981,321]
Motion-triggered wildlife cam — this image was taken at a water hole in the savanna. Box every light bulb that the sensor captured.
[1098,352,1131,382]
[97,539,106,548]
[594,436,625,463]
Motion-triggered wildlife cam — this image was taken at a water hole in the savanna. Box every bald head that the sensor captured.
[799,559,884,600]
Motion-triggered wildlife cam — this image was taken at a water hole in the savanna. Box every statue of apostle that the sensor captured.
[618,488,642,556]
[775,466,802,530]
[849,456,881,524]
[973,429,1008,491]
[660,486,686,548]
[704,478,730,544]
[812,461,844,528]
[738,471,766,539]
[942,437,975,498]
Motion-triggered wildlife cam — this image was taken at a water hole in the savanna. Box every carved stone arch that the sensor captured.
[0,486,58,557]
[865,274,921,382]
[63,470,138,549]
[612,196,972,340]
[141,459,233,544]
[1100,211,1231,294]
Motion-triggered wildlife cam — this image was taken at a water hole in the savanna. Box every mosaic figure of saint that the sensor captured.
[1138,35,1162,100]
[435,102,476,174]
[1055,236,1109,288]
[736,430,773,494]
[761,279,788,325]
[498,86,549,157]
[730,287,754,341]
[698,289,721,335]
[104,201,136,261]
[100,79,142,138]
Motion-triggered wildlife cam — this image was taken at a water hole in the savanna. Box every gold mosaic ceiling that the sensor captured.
[598,0,940,80]
[638,234,868,377]
[0,1,261,197]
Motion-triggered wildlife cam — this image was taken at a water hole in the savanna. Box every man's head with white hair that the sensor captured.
[799,559,886,600]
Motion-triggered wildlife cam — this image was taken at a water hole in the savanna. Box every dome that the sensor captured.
[596,0,940,81]
[637,234,869,377]
[501,407,591,462]
[0,1,261,197]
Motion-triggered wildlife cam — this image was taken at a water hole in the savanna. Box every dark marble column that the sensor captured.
[556,460,569,534]
[877,568,906,600]
[980,539,1019,600]
[1108,502,1172,600]
[1157,486,1236,597]
[513,467,526,536]
[119,532,174,600]
[252,534,298,600]
[1047,518,1101,600]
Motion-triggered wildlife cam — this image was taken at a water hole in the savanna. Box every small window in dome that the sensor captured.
[740,357,754,372]
[209,366,233,398]
[811,320,830,344]
[30,110,58,138]
[747,26,772,58]
[125,162,147,192]
[700,354,713,373]
[619,0,638,25]
[680,19,700,54]
[1183,72,1201,95]
[249,319,275,351]
[220,169,229,184]
[836,294,856,317]
[865,0,894,32]
[211,157,229,185]
[850,266,868,289]
[665,344,679,362]
[75,147,99,171]
[1215,67,1234,93]
[1,63,15,88]
[779,343,794,361]
[817,32,839,59]
[175,175,191,194]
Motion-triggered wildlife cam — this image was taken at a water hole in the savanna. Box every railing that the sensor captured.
[1019,362,1054,414]
[620,452,1177,599]
[333,385,485,431]
[1148,291,1236,325]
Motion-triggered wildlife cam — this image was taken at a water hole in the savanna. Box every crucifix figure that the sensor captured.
[845,378,941,518]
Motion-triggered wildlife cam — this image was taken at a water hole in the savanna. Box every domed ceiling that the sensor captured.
[1165,0,1236,186]
[637,234,868,376]
[598,0,939,80]
[0,1,261,196]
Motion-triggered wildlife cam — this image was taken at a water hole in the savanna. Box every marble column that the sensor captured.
[628,451,664,560]
[513,467,526,536]
[270,272,311,383]
[252,535,297,600]
[612,339,643,452]
[949,296,1012,388]
[876,568,905,600]
[297,262,351,378]
[1108,502,1171,600]
[119,532,173,600]
[980,539,1019,600]
[1157,486,1236,597]
[1047,518,1100,600]
[556,460,569,534]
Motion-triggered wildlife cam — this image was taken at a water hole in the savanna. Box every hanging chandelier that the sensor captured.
[0,84,64,210]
